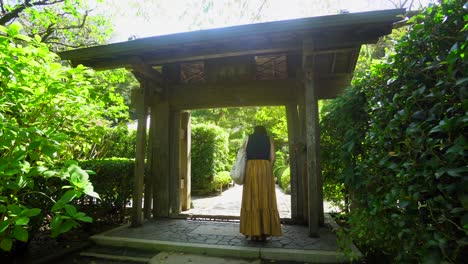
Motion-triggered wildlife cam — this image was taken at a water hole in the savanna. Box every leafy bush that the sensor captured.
[320,87,368,210]
[100,126,136,159]
[273,150,289,184]
[329,1,467,262]
[228,135,245,168]
[79,158,134,221]
[0,24,102,252]
[211,171,232,193]
[279,167,291,194]
[191,124,229,193]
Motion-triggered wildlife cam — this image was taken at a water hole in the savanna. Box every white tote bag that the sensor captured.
[230,136,249,185]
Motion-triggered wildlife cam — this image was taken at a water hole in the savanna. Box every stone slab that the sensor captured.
[191,224,241,236]
[149,252,261,264]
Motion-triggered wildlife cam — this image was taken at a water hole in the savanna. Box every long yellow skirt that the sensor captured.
[240,160,282,237]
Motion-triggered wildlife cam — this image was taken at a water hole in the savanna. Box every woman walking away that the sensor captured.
[240,125,282,241]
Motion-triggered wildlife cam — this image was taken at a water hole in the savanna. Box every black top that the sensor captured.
[246,134,271,160]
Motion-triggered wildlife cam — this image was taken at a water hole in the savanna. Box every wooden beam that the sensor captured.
[132,64,164,92]
[303,39,320,237]
[150,39,299,68]
[70,44,364,71]
[131,86,148,227]
[313,47,360,55]
[169,77,349,110]
[71,41,300,70]
[59,9,404,63]
[170,79,297,110]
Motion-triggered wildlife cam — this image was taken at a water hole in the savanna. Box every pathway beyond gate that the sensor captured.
[183,184,339,219]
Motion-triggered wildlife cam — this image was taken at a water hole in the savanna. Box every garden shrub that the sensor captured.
[273,150,289,184]
[320,87,368,210]
[330,1,467,262]
[280,167,291,194]
[191,124,229,193]
[228,135,245,168]
[100,125,136,159]
[211,171,232,193]
[79,158,134,221]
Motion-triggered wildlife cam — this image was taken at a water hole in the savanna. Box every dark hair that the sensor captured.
[253,125,268,135]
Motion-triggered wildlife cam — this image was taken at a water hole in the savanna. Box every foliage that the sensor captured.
[211,171,232,193]
[0,0,113,51]
[192,106,288,171]
[79,158,134,220]
[90,125,136,159]
[91,69,132,124]
[319,86,369,210]
[273,150,289,184]
[280,167,291,194]
[253,106,288,149]
[191,123,229,193]
[329,1,468,262]
[0,23,106,251]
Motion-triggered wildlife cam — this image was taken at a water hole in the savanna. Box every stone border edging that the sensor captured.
[91,234,353,263]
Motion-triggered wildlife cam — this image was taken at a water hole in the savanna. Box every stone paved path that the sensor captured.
[183,184,339,218]
[104,218,339,251]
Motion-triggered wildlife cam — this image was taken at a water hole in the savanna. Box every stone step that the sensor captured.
[90,235,356,263]
[80,245,156,263]
[149,252,262,264]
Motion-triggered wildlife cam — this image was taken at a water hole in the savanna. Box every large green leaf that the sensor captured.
[15,217,29,226]
[20,208,41,218]
[0,221,10,233]
[0,238,13,252]
[12,226,28,242]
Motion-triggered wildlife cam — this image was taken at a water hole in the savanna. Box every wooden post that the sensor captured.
[169,110,181,215]
[180,112,191,211]
[298,92,308,223]
[131,86,148,227]
[149,100,158,218]
[286,104,301,221]
[317,132,325,226]
[152,95,170,217]
[303,39,320,237]
[144,106,154,219]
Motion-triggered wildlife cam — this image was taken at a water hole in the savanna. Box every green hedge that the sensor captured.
[191,124,229,193]
[327,1,467,262]
[79,158,134,220]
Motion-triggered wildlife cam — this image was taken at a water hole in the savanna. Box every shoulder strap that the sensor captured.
[242,136,249,149]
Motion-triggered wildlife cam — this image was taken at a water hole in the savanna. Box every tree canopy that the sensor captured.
[0,0,112,51]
